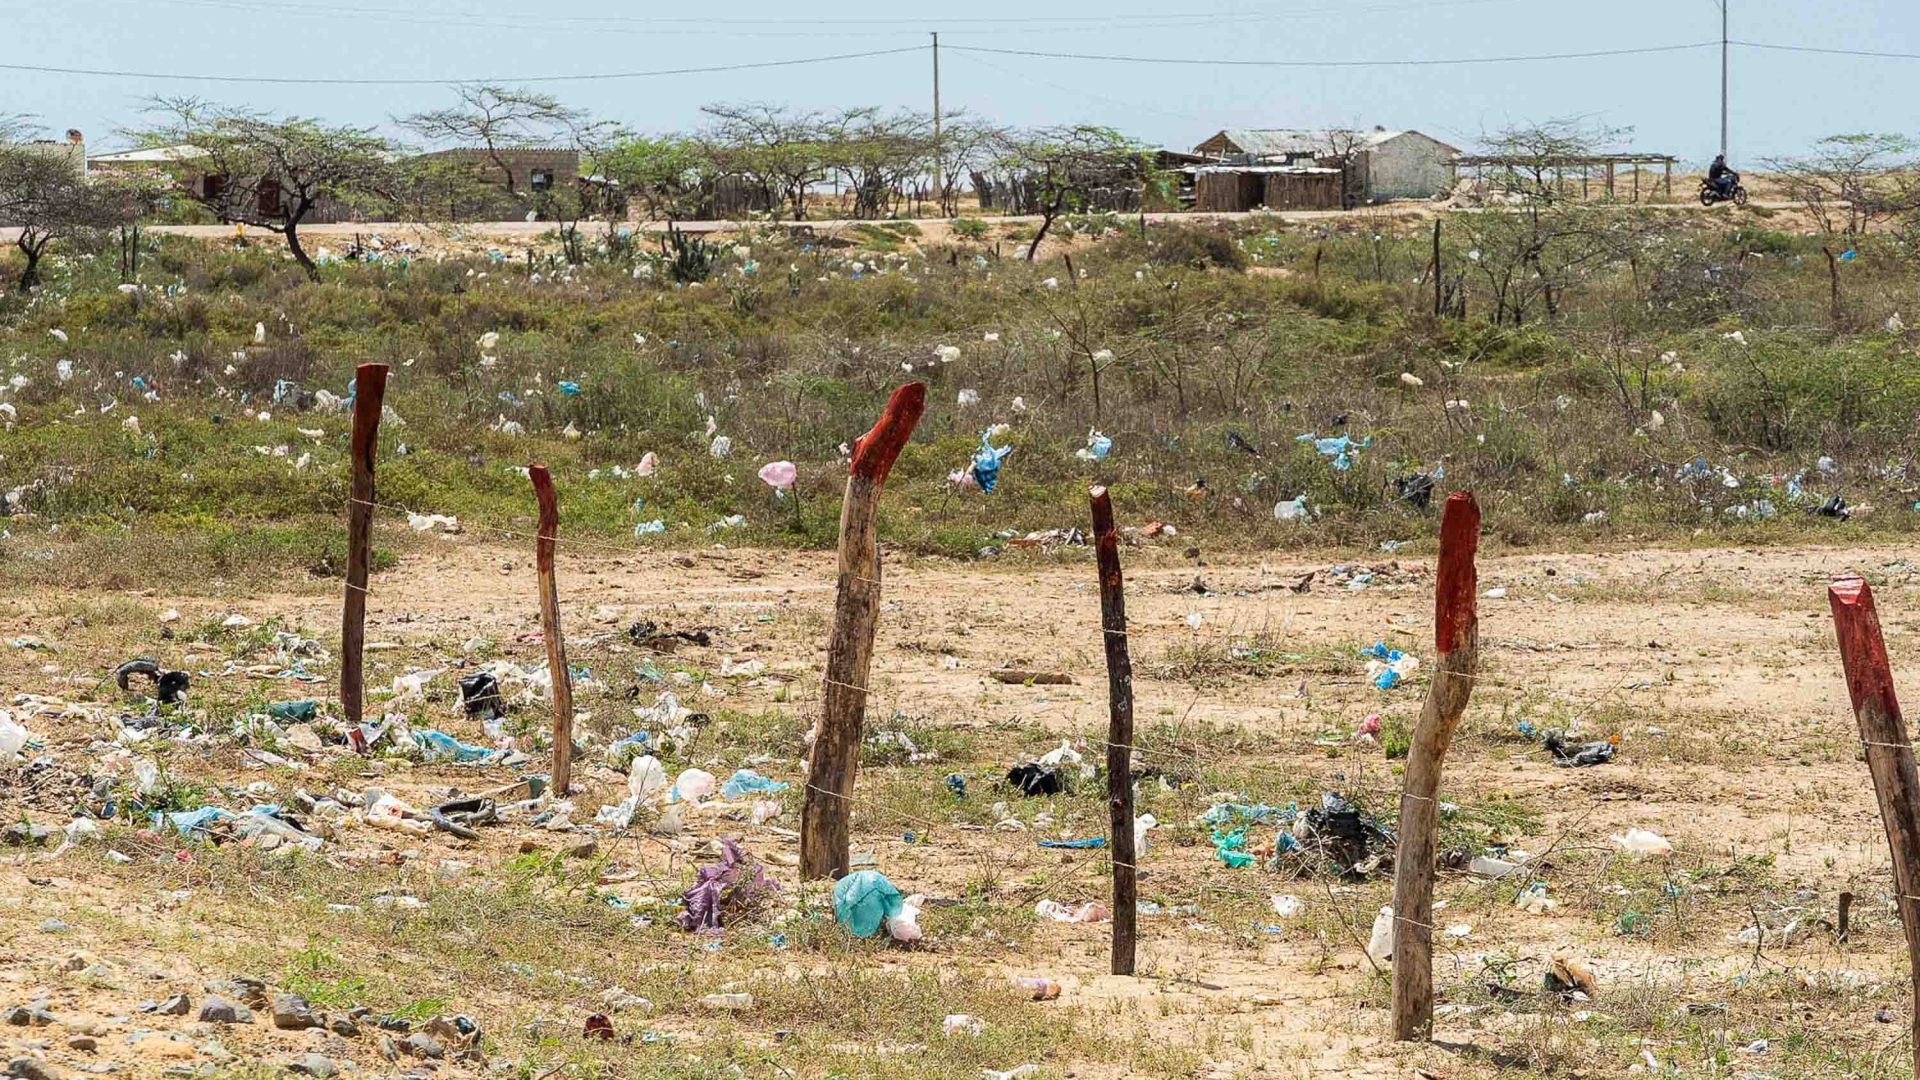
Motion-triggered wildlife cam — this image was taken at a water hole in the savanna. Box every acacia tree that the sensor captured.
[402,84,586,197]
[1454,120,1630,324]
[820,107,937,219]
[927,114,1006,217]
[140,100,396,281]
[598,134,711,223]
[996,126,1151,261]
[700,104,827,221]
[1765,134,1920,236]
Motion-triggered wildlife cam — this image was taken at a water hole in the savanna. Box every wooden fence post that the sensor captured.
[1090,486,1137,975]
[800,383,927,880]
[1431,218,1442,319]
[340,363,389,735]
[1391,490,1481,1041]
[1828,576,1920,1079]
[530,465,574,795]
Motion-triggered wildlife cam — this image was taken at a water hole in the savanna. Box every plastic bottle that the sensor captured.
[1011,977,1061,1001]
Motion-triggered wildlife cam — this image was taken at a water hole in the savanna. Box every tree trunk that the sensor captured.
[285,213,319,282]
[14,237,45,293]
[1027,194,1065,262]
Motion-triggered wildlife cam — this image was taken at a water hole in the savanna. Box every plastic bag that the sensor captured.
[366,793,432,835]
[832,870,903,938]
[0,711,31,764]
[1366,907,1394,963]
[970,430,1012,494]
[719,769,788,800]
[1075,430,1112,461]
[413,730,493,763]
[670,768,717,804]
[627,755,668,802]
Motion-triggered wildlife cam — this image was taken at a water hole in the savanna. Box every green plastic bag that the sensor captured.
[832,870,903,938]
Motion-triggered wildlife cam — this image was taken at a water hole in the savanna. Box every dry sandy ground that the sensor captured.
[1,536,1915,1078]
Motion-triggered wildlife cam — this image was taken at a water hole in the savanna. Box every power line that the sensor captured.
[0,47,924,86]
[121,0,927,38]
[89,0,1525,28]
[1734,39,1920,60]
[945,40,1721,68]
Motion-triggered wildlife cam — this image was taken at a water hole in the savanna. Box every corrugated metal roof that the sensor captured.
[1200,129,1459,158]
[88,144,206,165]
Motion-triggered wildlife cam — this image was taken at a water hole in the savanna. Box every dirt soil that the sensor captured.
[2,535,1915,1078]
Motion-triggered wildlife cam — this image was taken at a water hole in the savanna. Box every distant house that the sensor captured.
[89,144,218,198]
[1192,128,1460,202]
[416,146,580,196]
[16,129,88,177]
[90,144,354,223]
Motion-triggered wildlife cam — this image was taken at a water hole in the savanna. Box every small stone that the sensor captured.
[4,1006,54,1028]
[376,1036,397,1063]
[271,995,317,1031]
[8,1056,60,1080]
[377,1017,411,1033]
[286,1053,336,1078]
[56,954,90,974]
[38,920,69,934]
[4,824,54,847]
[64,1038,94,1053]
[400,1033,444,1060]
[562,839,597,859]
[216,977,267,1008]
[196,997,251,1024]
[327,1017,359,1038]
[155,994,191,1016]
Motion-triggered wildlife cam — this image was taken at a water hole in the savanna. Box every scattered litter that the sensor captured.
[1611,828,1672,856]
[677,838,778,932]
[114,658,190,705]
[1005,763,1064,796]
[1075,430,1112,461]
[1360,641,1418,690]
[832,869,905,939]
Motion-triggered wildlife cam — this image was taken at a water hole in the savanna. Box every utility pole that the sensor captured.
[931,32,943,204]
[1719,0,1729,159]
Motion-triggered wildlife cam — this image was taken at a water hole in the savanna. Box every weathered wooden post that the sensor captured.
[800,382,927,880]
[530,465,574,795]
[1828,576,1920,1078]
[1391,490,1481,1041]
[1089,486,1137,975]
[340,363,389,734]
[1431,219,1442,318]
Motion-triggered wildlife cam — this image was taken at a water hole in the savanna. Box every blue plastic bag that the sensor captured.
[1076,430,1112,461]
[971,431,1012,494]
[413,729,493,763]
[720,769,789,800]
[832,870,903,938]
[1297,432,1370,471]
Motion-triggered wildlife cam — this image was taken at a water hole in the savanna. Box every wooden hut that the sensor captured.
[1191,166,1343,212]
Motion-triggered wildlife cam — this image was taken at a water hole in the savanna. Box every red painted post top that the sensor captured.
[849,382,926,484]
[1434,491,1481,654]
[1831,576,1903,723]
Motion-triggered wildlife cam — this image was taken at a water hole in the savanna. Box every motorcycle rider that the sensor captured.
[1707,154,1739,198]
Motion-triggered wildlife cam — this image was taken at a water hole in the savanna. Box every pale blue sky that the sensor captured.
[4,0,1914,165]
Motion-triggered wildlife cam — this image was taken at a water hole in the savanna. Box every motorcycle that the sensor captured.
[1699,177,1749,207]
